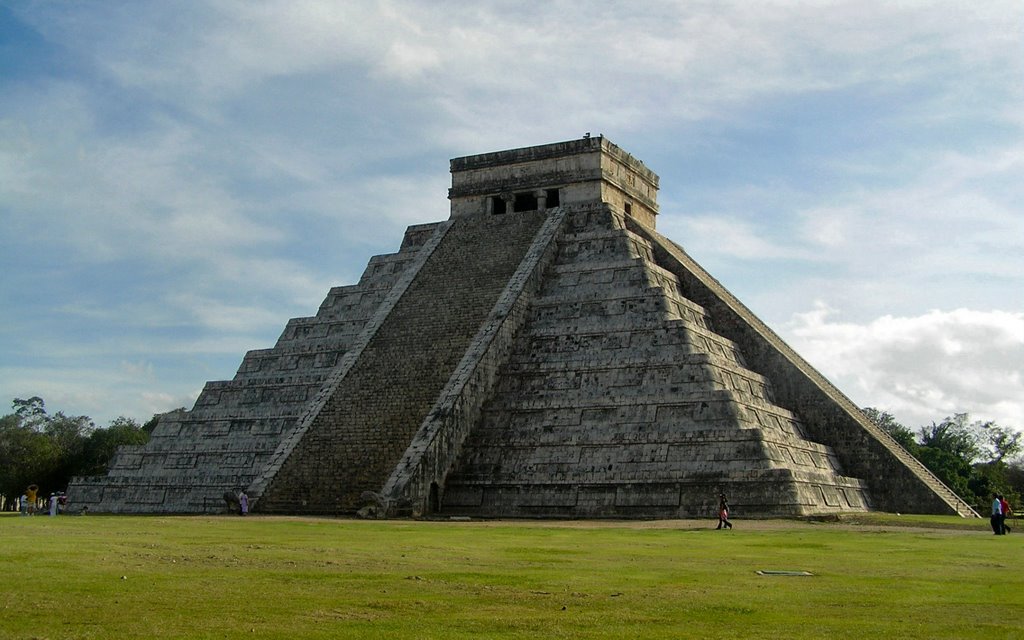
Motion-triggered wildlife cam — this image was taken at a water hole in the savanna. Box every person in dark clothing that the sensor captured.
[716,494,733,530]
[224,490,240,514]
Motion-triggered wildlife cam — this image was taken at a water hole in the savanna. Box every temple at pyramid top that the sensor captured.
[448,136,659,227]
[67,136,978,519]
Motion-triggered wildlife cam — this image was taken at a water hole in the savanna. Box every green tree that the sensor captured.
[142,414,161,435]
[0,398,142,508]
[978,422,1022,463]
[968,461,1018,508]
[916,414,1022,512]
[13,396,47,426]
[915,414,983,508]
[916,445,973,501]
[1005,461,1024,510]
[0,414,59,509]
[77,416,149,476]
[862,407,917,453]
[863,409,1021,513]
[919,414,982,463]
[41,412,94,492]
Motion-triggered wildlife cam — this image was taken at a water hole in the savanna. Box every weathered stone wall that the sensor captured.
[625,217,976,516]
[69,137,974,519]
[449,137,658,226]
[254,209,551,514]
[440,205,871,518]
[243,221,455,511]
[378,206,570,516]
[66,223,442,513]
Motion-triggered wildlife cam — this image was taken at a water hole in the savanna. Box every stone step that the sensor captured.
[64,219,443,514]
[441,467,870,518]
[257,210,552,514]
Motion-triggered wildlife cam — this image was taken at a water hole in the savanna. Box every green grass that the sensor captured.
[0,514,1020,639]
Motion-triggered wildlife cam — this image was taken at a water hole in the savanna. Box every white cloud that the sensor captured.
[673,215,809,261]
[165,293,293,335]
[0,363,201,425]
[2,0,1022,431]
[662,135,1024,327]
[378,41,442,80]
[784,304,1024,429]
[801,146,1024,280]
[0,84,282,261]
[18,1,1020,136]
[119,360,155,379]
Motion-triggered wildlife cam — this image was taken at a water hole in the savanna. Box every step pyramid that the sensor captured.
[67,137,975,518]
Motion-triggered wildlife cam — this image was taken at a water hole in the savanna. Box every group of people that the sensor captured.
[223,489,249,515]
[17,485,67,516]
[991,493,1013,535]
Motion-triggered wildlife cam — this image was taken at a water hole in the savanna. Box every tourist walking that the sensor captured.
[716,493,733,530]
[999,495,1012,534]
[238,490,249,516]
[991,493,1003,535]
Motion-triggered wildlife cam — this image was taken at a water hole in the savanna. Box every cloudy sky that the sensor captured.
[2,1,1022,433]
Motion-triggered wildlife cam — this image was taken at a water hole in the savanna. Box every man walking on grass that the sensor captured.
[999,495,1012,534]
[991,493,1004,535]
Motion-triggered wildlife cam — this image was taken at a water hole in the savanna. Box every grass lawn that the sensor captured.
[0,513,1020,639]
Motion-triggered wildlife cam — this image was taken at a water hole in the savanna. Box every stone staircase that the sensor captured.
[626,218,978,517]
[254,210,550,514]
[68,133,976,519]
[441,206,871,518]
[66,223,443,513]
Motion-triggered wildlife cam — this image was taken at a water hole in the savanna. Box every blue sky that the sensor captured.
[1,1,1022,432]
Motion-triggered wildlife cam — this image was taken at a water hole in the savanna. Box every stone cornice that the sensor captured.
[450,136,659,189]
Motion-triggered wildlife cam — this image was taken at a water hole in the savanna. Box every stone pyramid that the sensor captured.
[68,137,975,518]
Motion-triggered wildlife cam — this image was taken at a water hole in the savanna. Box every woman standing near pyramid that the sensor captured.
[716,494,733,530]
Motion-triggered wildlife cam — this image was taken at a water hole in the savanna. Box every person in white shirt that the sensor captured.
[991,494,1004,535]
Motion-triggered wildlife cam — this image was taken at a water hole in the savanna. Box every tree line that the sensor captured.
[863,408,1022,513]
[0,397,159,510]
